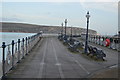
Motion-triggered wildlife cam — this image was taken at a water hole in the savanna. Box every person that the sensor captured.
[105,38,110,47]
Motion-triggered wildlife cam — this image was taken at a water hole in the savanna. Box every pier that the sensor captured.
[0,1,119,79]
[0,33,118,79]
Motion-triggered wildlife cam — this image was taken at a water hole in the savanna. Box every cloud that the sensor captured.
[11,13,58,21]
[1,13,65,25]
[1,17,24,22]
[80,2,118,13]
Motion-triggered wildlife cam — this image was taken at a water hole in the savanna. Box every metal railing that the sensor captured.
[81,34,120,51]
[0,33,42,79]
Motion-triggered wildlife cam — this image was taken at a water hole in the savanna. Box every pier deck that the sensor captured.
[6,37,118,78]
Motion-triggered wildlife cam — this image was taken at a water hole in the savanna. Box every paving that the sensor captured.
[6,37,118,78]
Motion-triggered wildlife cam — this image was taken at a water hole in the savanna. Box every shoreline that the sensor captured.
[0,31,36,33]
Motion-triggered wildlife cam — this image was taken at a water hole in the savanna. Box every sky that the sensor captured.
[0,0,119,35]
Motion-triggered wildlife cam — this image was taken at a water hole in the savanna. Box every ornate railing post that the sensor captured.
[110,38,113,49]
[94,35,95,43]
[99,36,101,45]
[17,39,20,63]
[91,35,92,42]
[22,38,25,59]
[28,37,30,52]
[102,37,104,46]
[11,40,15,70]
[96,36,97,44]
[2,42,6,79]
[26,37,28,55]
[94,36,96,44]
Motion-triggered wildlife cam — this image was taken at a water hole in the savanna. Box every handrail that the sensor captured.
[81,34,120,51]
[1,32,42,79]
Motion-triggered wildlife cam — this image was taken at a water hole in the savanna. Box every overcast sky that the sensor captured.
[0,0,119,35]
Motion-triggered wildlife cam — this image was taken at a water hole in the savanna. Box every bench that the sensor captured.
[88,45,106,60]
[68,40,84,52]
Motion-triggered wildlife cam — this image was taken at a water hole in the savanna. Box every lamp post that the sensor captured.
[65,19,67,37]
[118,31,120,51]
[84,11,90,54]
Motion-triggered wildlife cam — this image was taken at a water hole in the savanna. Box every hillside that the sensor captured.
[0,22,97,35]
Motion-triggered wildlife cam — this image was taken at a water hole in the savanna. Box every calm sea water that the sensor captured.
[0,32,36,45]
[0,32,36,78]
[0,32,36,61]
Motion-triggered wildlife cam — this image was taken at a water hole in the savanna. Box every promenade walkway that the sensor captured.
[6,37,118,78]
